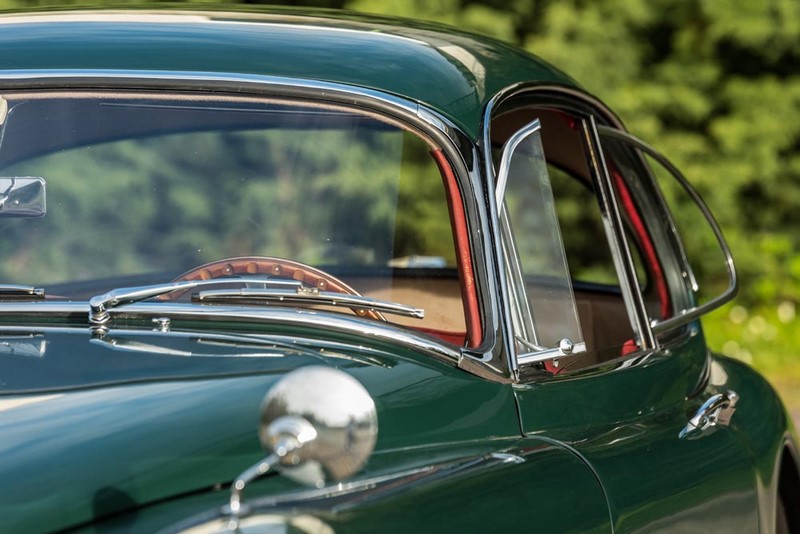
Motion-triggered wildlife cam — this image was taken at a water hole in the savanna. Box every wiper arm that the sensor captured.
[0,284,45,299]
[192,287,425,319]
[89,278,301,327]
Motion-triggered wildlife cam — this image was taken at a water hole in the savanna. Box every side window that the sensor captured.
[491,100,736,374]
[497,119,586,363]
[598,137,680,323]
[492,106,642,370]
[598,129,737,332]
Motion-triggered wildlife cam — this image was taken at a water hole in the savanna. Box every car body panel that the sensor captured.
[0,10,576,139]
[81,438,612,533]
[0,325,524,532]
[518,333,758,531]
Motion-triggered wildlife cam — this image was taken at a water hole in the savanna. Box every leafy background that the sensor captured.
[2,0,799,421]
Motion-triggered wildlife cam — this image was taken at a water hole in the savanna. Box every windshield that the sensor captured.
[0,91,469,344]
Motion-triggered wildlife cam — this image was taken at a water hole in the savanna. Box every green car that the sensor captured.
[0,7,797,533]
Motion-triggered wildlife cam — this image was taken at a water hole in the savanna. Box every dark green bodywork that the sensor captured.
[0,323,790,532]
[0,8,575,140]
[0,8,796,533]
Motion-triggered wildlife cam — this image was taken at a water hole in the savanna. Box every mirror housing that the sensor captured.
[259,366,378,488]
[0,177,46,217]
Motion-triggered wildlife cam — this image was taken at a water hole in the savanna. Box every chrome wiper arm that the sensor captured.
[89,278,302,327]
[192,287,425,319]
[0,284,45,299]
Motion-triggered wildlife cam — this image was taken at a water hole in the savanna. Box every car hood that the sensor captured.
[0,326,520,532]
[0,327,394,532]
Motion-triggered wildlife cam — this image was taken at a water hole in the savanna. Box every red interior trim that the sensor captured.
[611,169,671,320]
[414,326,467,347]
[431,149,482,348]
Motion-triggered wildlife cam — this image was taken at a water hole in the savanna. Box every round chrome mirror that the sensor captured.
[259,366,378,487]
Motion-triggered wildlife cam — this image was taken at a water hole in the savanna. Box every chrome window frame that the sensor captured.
[596,126,738,333]
[0,70,513,382]
[481,84,661,381]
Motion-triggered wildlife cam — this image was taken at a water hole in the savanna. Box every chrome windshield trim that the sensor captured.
[0,70,500,378]
[0,69,473,152]
[480,87,519,380]
[0,302,460,364]
[0,69,418,112]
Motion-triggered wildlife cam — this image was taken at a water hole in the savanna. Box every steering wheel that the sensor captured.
[168,256,385,321]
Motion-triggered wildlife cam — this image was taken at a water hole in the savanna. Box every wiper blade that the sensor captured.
[192,287,425,319]
[0,284,45,299]
[89,278,301,327]
[88,277,424,327]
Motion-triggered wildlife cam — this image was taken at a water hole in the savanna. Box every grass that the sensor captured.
[703,303,800,427]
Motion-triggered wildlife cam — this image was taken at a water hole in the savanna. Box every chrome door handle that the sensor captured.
[679,390,739,440]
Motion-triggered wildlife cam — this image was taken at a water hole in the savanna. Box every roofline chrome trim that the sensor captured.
[0,69,506,380]
[0,69,473,147]
[0,301,461,364]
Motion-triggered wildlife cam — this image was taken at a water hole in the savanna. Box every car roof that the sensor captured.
[0,8,579,139]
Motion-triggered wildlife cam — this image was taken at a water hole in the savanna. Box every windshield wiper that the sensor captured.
[0,284,45,300]
[192,286,425,319]
[89,278,300,327]
[89,277,423,327]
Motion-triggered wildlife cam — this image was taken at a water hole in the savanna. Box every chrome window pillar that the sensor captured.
[480,94,521,379]
[582,116,656,350]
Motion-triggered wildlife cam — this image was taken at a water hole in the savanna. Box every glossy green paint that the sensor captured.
[516,325,790,532]
[85,438,611,533]
[517,328,756,532]
[0,9,576,140]
[0,326,522,532]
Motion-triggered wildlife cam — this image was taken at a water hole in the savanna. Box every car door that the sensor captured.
[487,90,760,532]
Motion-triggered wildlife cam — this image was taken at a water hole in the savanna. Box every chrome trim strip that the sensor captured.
[0,325,400,367]
[209,449,530,526]
[0,302,460,364]
[0,69,421,113]
[583,116,656,350]
[480,86,520,380]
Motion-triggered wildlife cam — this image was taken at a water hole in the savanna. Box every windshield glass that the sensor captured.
[0,91,468,342]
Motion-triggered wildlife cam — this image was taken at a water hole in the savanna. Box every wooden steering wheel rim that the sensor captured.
[169,256,385,321]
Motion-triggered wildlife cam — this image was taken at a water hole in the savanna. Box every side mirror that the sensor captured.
[259,366,378,487]
[227,366,378,522]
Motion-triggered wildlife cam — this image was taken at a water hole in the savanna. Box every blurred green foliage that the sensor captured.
[0,98,454,286]
[2,0,795,303]
[2,0,799,375]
